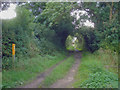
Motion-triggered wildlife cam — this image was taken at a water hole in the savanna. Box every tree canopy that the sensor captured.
[2,2,119,69]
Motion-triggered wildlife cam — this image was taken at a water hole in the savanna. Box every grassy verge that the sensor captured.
[73,50,118,88]
[2,52,66,88]
[41,55,75,87]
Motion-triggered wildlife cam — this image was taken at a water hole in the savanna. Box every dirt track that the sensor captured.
[21,55,70,88]
[20,52,81,88]
[50,52,81,88]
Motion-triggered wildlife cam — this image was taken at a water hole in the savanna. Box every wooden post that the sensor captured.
[12,44,15,69]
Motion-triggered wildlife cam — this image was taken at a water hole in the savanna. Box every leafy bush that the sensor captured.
[100,20,119,53]
[2,6,38,69]
[80,71,118,88]
[34,23,60,55]
[77,26,100,52]
[2,5,67,70]
[73,51,118,88]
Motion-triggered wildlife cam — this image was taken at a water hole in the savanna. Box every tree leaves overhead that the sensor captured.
[2,2,119,69]
[34,2,76,47]
[23,2,46,16]
[0,2,24,11]
[75,2,119,52]
[15,2,120,52]
[36,2,73,27]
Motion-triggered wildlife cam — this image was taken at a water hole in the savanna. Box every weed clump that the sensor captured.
[80,71,118,88]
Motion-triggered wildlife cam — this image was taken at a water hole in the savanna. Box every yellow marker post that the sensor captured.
[12,44,15,69]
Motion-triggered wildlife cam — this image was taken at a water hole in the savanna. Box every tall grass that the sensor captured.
[73,49,118,88]
[2,53,66,88]
[96,48,118,73]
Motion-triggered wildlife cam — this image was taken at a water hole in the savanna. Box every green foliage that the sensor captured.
[65,35,75,51]
[33,23,61,55]
[65,35,84,51]
[42,55,75,87]
[76,26,100,52]
[34,24,55,40]
[24,2,46,16]
[74,2,119,53]
[2,6,38,69]
[74,33,85,51]
[2,52,66,88]
[3,3,73,70]
[100,20,119,53]
[2,2,119,88]
[35,2,75,47]
[96,48,118,73]
[80,71,118,88]
[36,2,73,27]
[73,51,118,88]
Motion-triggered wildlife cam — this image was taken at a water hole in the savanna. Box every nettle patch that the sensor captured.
[80,71,118,88]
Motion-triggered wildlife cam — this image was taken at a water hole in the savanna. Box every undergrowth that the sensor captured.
[2,52,66,88]
[80,71,118,88]
[73,49,118,88]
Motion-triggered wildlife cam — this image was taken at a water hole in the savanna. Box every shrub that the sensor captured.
[80,71,118,88]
